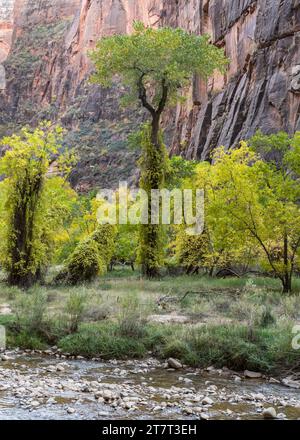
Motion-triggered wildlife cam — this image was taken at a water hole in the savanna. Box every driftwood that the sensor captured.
[179,291,206,302]
[216,268,241,278]
[157,286,244,309]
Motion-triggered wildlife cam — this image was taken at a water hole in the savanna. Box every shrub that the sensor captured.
[92,224,116,266]
[58,322,146,359]
[55,224,116,285]
[65,291,88,333]
[9,332,46,350]
[162,338,192,359]
[168,323,300,373]
[258,306,276,328]
[117,292,147,338]
[15,288,48,334]
[66,239,106,284]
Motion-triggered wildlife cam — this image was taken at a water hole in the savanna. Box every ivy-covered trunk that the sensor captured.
[139,123,166,278]
[7,174,43,288]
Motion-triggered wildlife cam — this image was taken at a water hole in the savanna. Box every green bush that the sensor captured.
[55,224,116,285]
[67,239,106,284]
[92,224,116,266]
[161,338,198,365]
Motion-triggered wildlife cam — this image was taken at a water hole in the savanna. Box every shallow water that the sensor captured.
[0,353,299,420]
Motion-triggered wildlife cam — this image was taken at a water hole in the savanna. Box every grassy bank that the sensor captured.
[0,269,299,374]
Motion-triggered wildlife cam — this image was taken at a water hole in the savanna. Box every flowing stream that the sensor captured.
[0,351,299,420]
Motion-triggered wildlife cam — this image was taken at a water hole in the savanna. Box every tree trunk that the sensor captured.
[151,113,160,148]
[282,232,292,294]
[282,273,292,294]
[209,266,214,277]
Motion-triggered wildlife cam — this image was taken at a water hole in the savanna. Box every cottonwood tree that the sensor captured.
[199,134,300,293]
[90,21,227,277]
[177,160,259,277]
[0,123,76,288]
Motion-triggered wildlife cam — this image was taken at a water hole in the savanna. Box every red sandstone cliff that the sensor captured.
[0,0,299,189]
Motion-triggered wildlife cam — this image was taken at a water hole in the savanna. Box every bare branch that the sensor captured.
[137,73,156,116]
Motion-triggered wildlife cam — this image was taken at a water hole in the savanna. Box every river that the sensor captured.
[0,351,299,420]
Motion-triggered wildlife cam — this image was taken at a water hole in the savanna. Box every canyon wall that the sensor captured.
[163,0,300,160]
[0,0,14,89]
[0,0,299,189]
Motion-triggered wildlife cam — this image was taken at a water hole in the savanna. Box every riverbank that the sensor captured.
[0,270,299,375]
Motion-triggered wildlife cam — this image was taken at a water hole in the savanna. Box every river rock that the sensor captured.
[167,358,182,370]
[46,366,56,373]
[263,407,277,419]
[102,389,118,401]
[282,378,300,389]
[244,370,262,379]
[124,401,135,410]
[200,413,210,420]
[277,413,287,419]
[183,378,193,384]
[67,407,76,414]
[30,400,40,408]
[269,377,280,384]
[56,365,65,372]
[202,396,214,405]
[253,393,265,401]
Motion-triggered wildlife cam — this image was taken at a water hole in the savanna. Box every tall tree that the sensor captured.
[0,123,76,288]
[196,134,300,293]
[91,21,227,277]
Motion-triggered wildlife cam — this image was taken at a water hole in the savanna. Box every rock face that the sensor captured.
[0,0,299,188]
[163,0,300,160]
[0,0,14,90]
